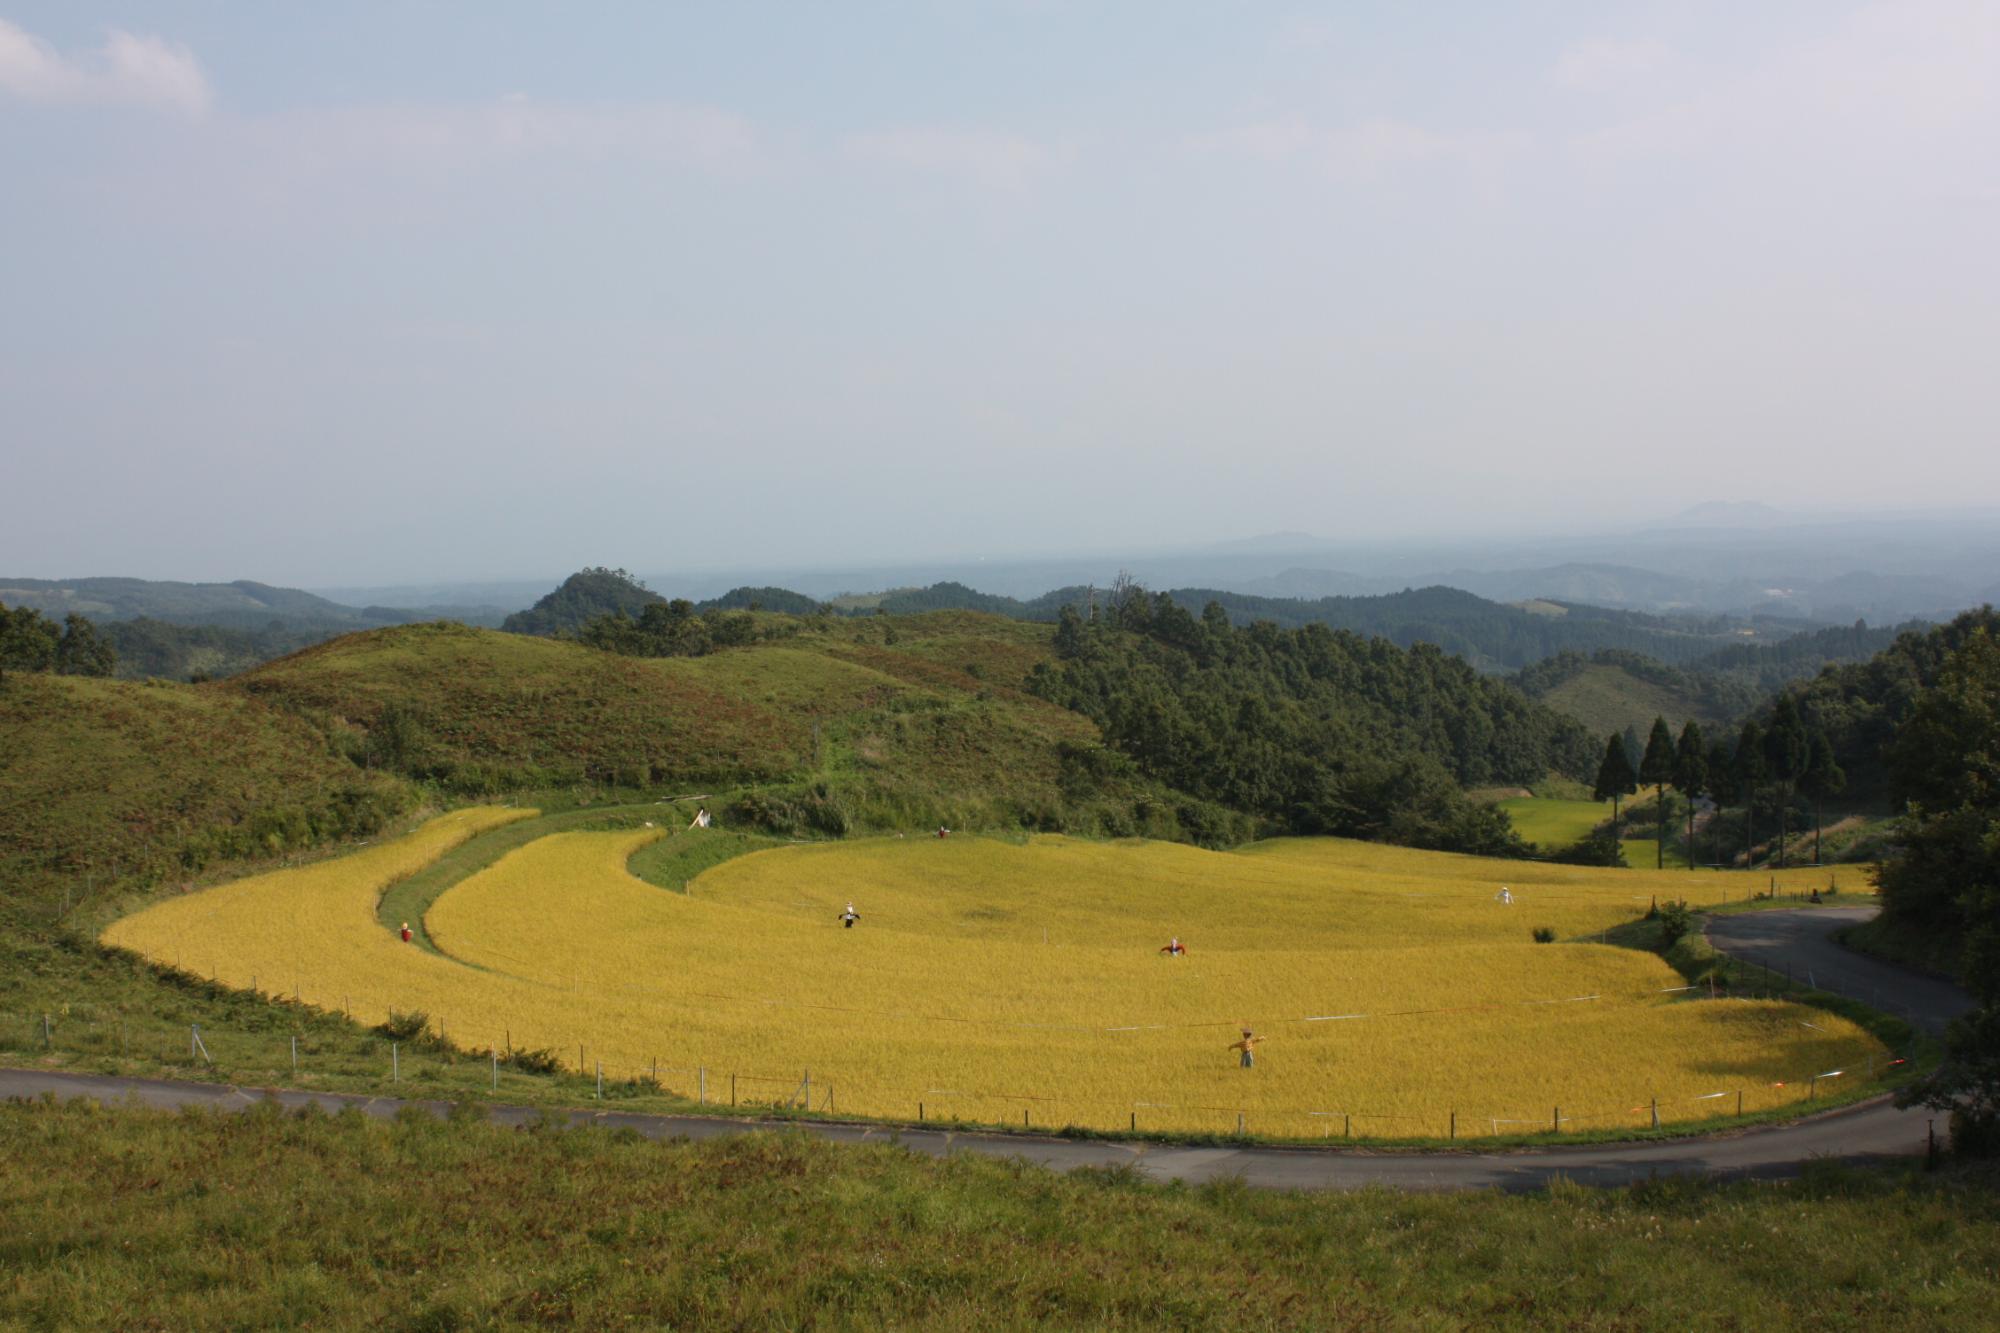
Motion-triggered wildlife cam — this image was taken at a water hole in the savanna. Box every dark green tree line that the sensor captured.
[1889,631,2000,1149]
[0,604,116,681]
[1027,586,1599,855]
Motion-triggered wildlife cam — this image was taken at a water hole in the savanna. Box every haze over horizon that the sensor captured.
[5,3,1997,586]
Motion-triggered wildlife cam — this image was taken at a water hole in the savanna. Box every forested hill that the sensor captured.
[503,570,833,634]
[1130,585,1757,671]
[1026,588,1599,854]
[857,581,1841,673]
[1687,619,1925,691]
[1761,606,1999,805]
[0,576,370,628]
[1507,621,1928,736]
[500,567,665,634]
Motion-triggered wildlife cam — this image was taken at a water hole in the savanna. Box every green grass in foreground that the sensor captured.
[4,1097,1997,1330]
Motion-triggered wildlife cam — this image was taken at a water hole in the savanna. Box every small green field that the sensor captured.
[1496,797,1607,849]
[1495,797,1691,868]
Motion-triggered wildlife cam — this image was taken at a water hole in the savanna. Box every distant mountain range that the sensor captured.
[1232,561,1987,624]
[0,577,509,630]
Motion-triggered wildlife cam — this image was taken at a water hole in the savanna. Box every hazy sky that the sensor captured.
[4,2,1996,585]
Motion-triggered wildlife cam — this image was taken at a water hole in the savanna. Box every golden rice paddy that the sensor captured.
[104,810,1884,1139]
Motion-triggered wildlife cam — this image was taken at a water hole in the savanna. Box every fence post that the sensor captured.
[1025,1109,1031,1129]
[1553,1106,1560,1134]
[731,1073,737,1108]
[596,1062,603,1099]
[698,1067,706,1106]
[1650,1098,1659,1129]
[1237,1112,1245,1136]
[291,1036,298,1076]
[42,1013,51,1048]
[1130,1111,1136,1132]
[1344,1113,1351,1139]
[1449,1110,1456,1140]
[919,1101,924,1123]
[1809,1074,1818,1099]
[492,1049,498,1091]
[1737,1090,1743,1116]
[803,1069,810,1111]
[392,1042,399,1083]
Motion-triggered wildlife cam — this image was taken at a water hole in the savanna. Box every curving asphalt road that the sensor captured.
[1705,906,1970,1036]
[2,909,1969,1193]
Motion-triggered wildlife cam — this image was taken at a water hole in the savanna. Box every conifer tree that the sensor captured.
[1707,737,1735,870]
[1593,732,1639,840]
[1763,696,1810,868]
[1735,721,1767,867]
[1800,729,1845,866]
[1639,716,1677,869]
[1674,720,1709,871]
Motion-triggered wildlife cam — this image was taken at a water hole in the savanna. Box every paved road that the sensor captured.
[1706,907,1971,1036]
[3,909,1968,1193]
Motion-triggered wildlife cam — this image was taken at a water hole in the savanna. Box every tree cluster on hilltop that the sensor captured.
[1025,583,1599,854]
[501,567,663,635]
[574,600,765,658]
[0,602,116,681]
[697,586,826,616]
[873,582,1028,616]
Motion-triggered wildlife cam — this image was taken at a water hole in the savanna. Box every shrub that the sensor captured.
[1532,926,1557,943]
[1658,900,1695,946]
[377,1010,430,1042]
[507,1045,564,1075]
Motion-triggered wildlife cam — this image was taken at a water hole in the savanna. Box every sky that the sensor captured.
[3,2,1996,586]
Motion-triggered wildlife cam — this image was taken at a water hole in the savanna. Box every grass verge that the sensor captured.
[6,1096,2000,1329]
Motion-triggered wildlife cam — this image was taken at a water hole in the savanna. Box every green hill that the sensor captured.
[0,673,412,907]
[500,567,664,635]
[0,576,372,628]
[229,612,1213,840]
[1529,661,1733,738]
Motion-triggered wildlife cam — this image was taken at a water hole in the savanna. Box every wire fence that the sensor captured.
[0,979,1915,1144]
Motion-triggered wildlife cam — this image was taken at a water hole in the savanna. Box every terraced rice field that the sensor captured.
[104,812,1883,1140]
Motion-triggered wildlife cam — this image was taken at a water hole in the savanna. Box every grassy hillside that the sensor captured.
[1533,663,1731,738]
[0,674,412,909]
[224,613,1184,837]
[2,608,1206,937]
[8,1099,2000,1330]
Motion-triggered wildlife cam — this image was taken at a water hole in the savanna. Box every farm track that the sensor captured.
[4,910,1967,1192]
